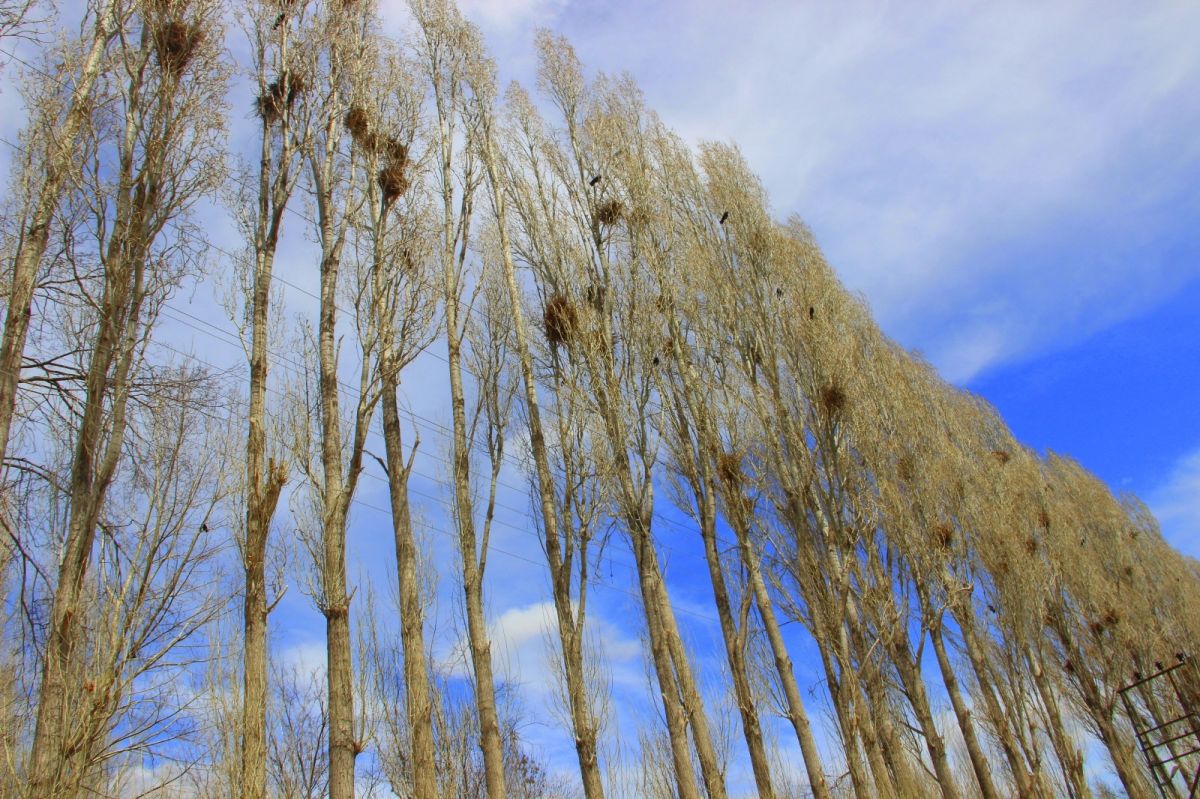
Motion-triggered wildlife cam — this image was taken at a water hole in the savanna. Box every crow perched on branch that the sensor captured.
[719,211,729,224]
[589,175,602,186]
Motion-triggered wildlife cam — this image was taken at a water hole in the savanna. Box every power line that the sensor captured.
[0,48,743,623]
[0,49,714,543]
[145,339,723,626]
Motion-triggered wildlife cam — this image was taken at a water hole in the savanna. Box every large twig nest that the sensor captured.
[716,452,742,486]
[378,164,408,203]
[818,381,847,415]
[257,70,305,122]
[344,105,380,150]
[543,293,578,346]
[594,199,624,227]
[154,19,204,75]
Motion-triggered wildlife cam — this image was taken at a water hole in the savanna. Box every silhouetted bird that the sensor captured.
[1155,661,1164,670]
[1179,652,1187,662]
[200,523,209,532]
[808,306,815,320]
[719,211,729,224]
[589,175,602,186]
[776,287,783,298]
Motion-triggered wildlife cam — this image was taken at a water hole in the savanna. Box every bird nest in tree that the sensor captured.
[154,19,204,75]
[716,452,741,485]
[933,523,954,550]
[990,449,1011,465]
[345,105,377,149]
[257,70,305,122]
[379,138,410,202]
[383,137,408,165]
[818,381,847,414]
[594,199,624,227]
[543,294,578,346]
[346,105,411,168]
[378,164,408,203]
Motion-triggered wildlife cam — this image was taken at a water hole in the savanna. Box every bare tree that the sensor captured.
[229,2,313,796]
[25,0,228,792]
[0,0,119,591]
[287,2,385,795]
[0,0,116,485]
[352,42,442,799]
[407,3,508,796]
[464,43,611,799]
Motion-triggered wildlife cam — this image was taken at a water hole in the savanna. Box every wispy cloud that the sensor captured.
[478,0,1200,381]
[1150,448,1200,557]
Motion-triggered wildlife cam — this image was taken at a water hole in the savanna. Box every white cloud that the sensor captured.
[445,599,641,689]
[505,0,1200,381]
[456,0,566,31]
[278,639,328,679]
[1150,448,1200,558]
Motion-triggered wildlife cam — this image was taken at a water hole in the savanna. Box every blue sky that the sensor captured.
[3,0,1199,794]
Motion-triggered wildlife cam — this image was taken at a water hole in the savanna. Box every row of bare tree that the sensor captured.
[1,1,1197,798]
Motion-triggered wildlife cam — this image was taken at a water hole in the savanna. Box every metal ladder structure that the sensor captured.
[1118,654,1200,798]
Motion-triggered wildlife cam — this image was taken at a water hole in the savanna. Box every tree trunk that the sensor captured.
[480,130,605,799]
[1052,625,1150,799]
[741,539,831,799]
[955,608,1039,797]
[889,634,962,799]
[380,378,439,799]
[1028,649,1090,799]
[818,642,877,799]
[319,236,357,798]
[660,366,768,798]
[696,487,772,798]
[930,621,1000,799]
[440,187,507,799]
[240,95,291,799]
[626,515,702,799]
[27,51,165,785]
